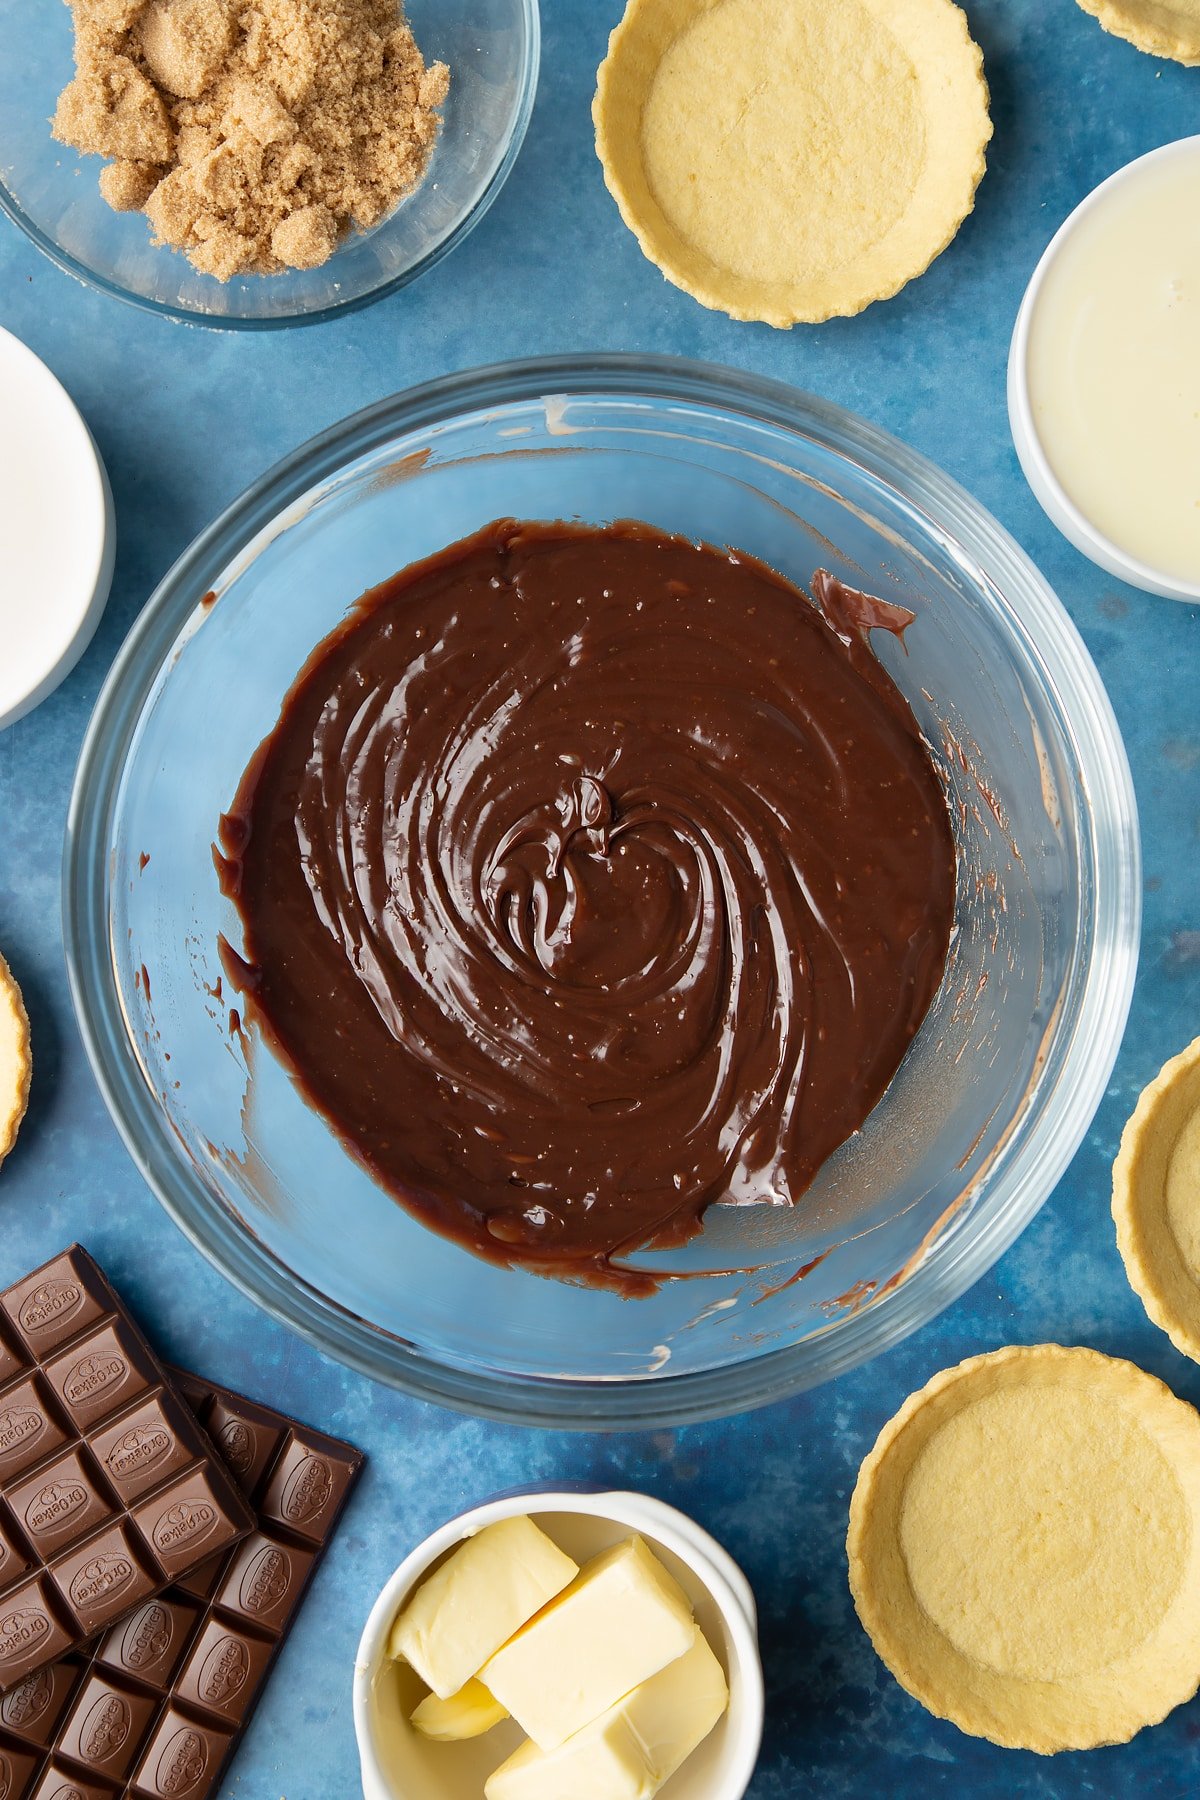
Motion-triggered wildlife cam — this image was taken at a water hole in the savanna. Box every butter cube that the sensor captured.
[484,1633,729,1800]
[481,1535,697,1751]
[411,1677,508,1741]
[389,1517,578,1699]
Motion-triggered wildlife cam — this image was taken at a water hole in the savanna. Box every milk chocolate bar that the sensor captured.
[0,1249,254,1692]
[0,1370,363,1797]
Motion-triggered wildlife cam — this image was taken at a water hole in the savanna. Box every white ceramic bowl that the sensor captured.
[0,327,114,728]
[1008,137,1200,604]
[353,1489,765,1800]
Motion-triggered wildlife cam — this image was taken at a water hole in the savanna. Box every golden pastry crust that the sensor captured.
[1113,1037,1200,1361]
[1076,0,1200,65]
[592,0,992,327]
[848,1345,1200,1752]
[0,952,31,1169]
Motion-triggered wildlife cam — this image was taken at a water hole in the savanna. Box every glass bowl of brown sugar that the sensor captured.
[0,0,539,328]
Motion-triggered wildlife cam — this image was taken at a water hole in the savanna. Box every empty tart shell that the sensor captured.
[0,951,30,1168]
[1114,1036,1200,1361]
[593,0,993,326]
[1076,0,1200,65]
[848,1345,1200,1752]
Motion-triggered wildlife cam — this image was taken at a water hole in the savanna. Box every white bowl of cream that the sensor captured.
[353,1488,764,1800]
[1009,135,1200,602]
[0,326,115,727]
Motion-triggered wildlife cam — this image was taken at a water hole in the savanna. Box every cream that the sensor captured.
[1024,140,1200,588]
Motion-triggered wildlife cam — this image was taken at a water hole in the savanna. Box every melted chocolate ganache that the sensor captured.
[218,522,956,1292]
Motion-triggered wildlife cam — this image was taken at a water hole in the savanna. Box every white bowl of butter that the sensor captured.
[1009,135,1200,602]
[353,1489,764,1800]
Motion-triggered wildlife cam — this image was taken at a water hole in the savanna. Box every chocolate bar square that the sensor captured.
[0,1251,253,1692]
[0,1367,362,1799]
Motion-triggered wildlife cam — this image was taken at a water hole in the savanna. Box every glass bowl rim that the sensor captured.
[0,0,541,331]
[62,352,1142,1426]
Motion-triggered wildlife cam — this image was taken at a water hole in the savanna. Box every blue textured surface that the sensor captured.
[1,2,1199,1794]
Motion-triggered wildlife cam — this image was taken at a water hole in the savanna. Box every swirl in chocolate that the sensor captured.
[218,522,955,1292]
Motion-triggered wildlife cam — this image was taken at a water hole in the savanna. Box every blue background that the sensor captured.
[2,1,1200,1793]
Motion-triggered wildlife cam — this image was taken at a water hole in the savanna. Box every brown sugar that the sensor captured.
[52,0,450,280]
[138,0,239,100]
[54,48,175,162]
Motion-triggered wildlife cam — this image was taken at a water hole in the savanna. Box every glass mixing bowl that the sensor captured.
[64,356,1140,1426]
[0,0,538,327]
